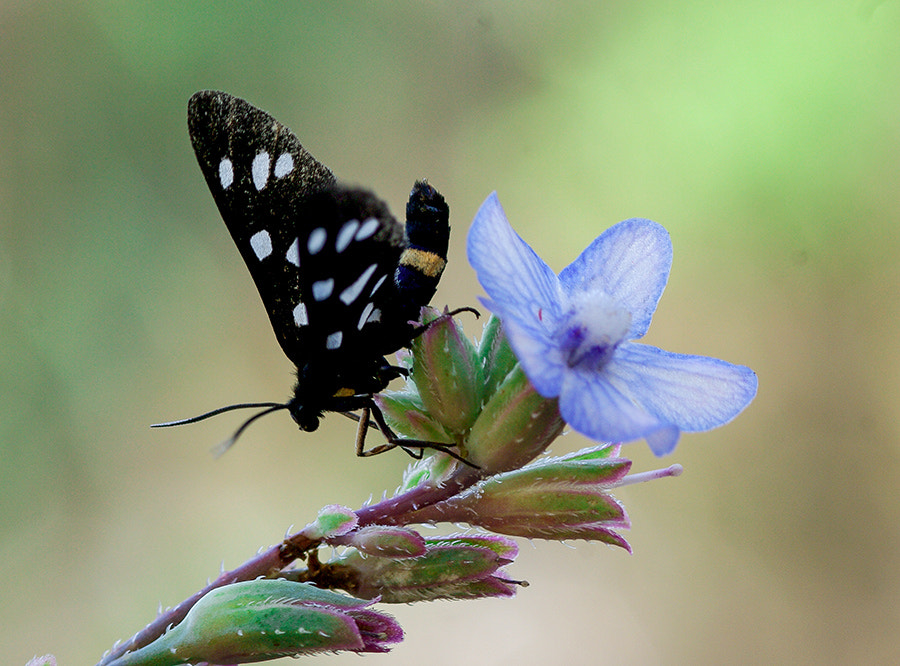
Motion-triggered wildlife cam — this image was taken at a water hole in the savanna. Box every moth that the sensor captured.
[156,90,467,461]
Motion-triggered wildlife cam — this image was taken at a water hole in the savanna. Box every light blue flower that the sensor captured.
[466,193,757,456]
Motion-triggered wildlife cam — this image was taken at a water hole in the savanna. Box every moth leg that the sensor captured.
[341,396,478,467]
[408,306,481,342]
[361,401,479,468]
[354,404,398,458]
[340,409,379,431]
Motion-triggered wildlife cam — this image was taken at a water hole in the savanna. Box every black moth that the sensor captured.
[156,90,466,461]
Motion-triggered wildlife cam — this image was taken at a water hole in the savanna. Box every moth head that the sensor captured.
[289,402,322,432]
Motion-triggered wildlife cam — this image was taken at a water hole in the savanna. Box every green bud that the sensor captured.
[106,580,401,665]
[303,504,357,540]
[477,315,519,397]
[557,443,623,462]
[446,447,632,547]
[409,308,483,435]
[425,534,519,561]
[374,390,454,444]
[398,450,460,491]
[332,535,518,603]
[465,365,565,473]
[328,525,426,558]
[399,445,634,549]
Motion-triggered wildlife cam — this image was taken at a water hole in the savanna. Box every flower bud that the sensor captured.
[462,456,632,547]
[398,449,460,490]
[301,504,357,541]
[106,579,402,665]
[408,307,483,435]
[464,365,565,473]
[404,445,634,550]
[331,534,519,603]
[373,390,454,444]
[477,315,519,397]
[327,525,427,558]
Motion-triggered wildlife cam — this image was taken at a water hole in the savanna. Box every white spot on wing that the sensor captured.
[251,151,270,190]
[312,279,334,301]
[355,217,381,241]
[274,152,294,178]
[340,263,378,305]
[366,307,382,324]
[218,158,234,189]
[357,302,375,330]
[369,274,388,296]
[249,230,272,260]
[326,331,343,349]
[286,237,300,266]
[335,220,361,253]
[308,228,327,255]
[293,302,309,326]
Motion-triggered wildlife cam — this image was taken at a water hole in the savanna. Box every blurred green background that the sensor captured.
[3,2,899,664]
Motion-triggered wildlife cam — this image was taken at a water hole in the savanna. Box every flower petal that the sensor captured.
[608,343,758,437]
[558,365,679,450]
[485,299,565,397]
[467,193,563,324]
[559,218,672,340]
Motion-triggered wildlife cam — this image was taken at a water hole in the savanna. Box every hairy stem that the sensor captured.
[97,464,482,665]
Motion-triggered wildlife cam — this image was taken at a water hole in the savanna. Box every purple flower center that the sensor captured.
[554,291,631,371]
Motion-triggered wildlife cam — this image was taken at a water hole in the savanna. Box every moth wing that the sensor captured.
[188,91,336,365]
[188,91,408,369]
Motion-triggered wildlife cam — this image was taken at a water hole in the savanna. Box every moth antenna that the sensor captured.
[211,403,291,458]
[151,402,285,428]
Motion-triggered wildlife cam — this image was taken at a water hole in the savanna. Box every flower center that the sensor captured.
[555,290,632,371]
